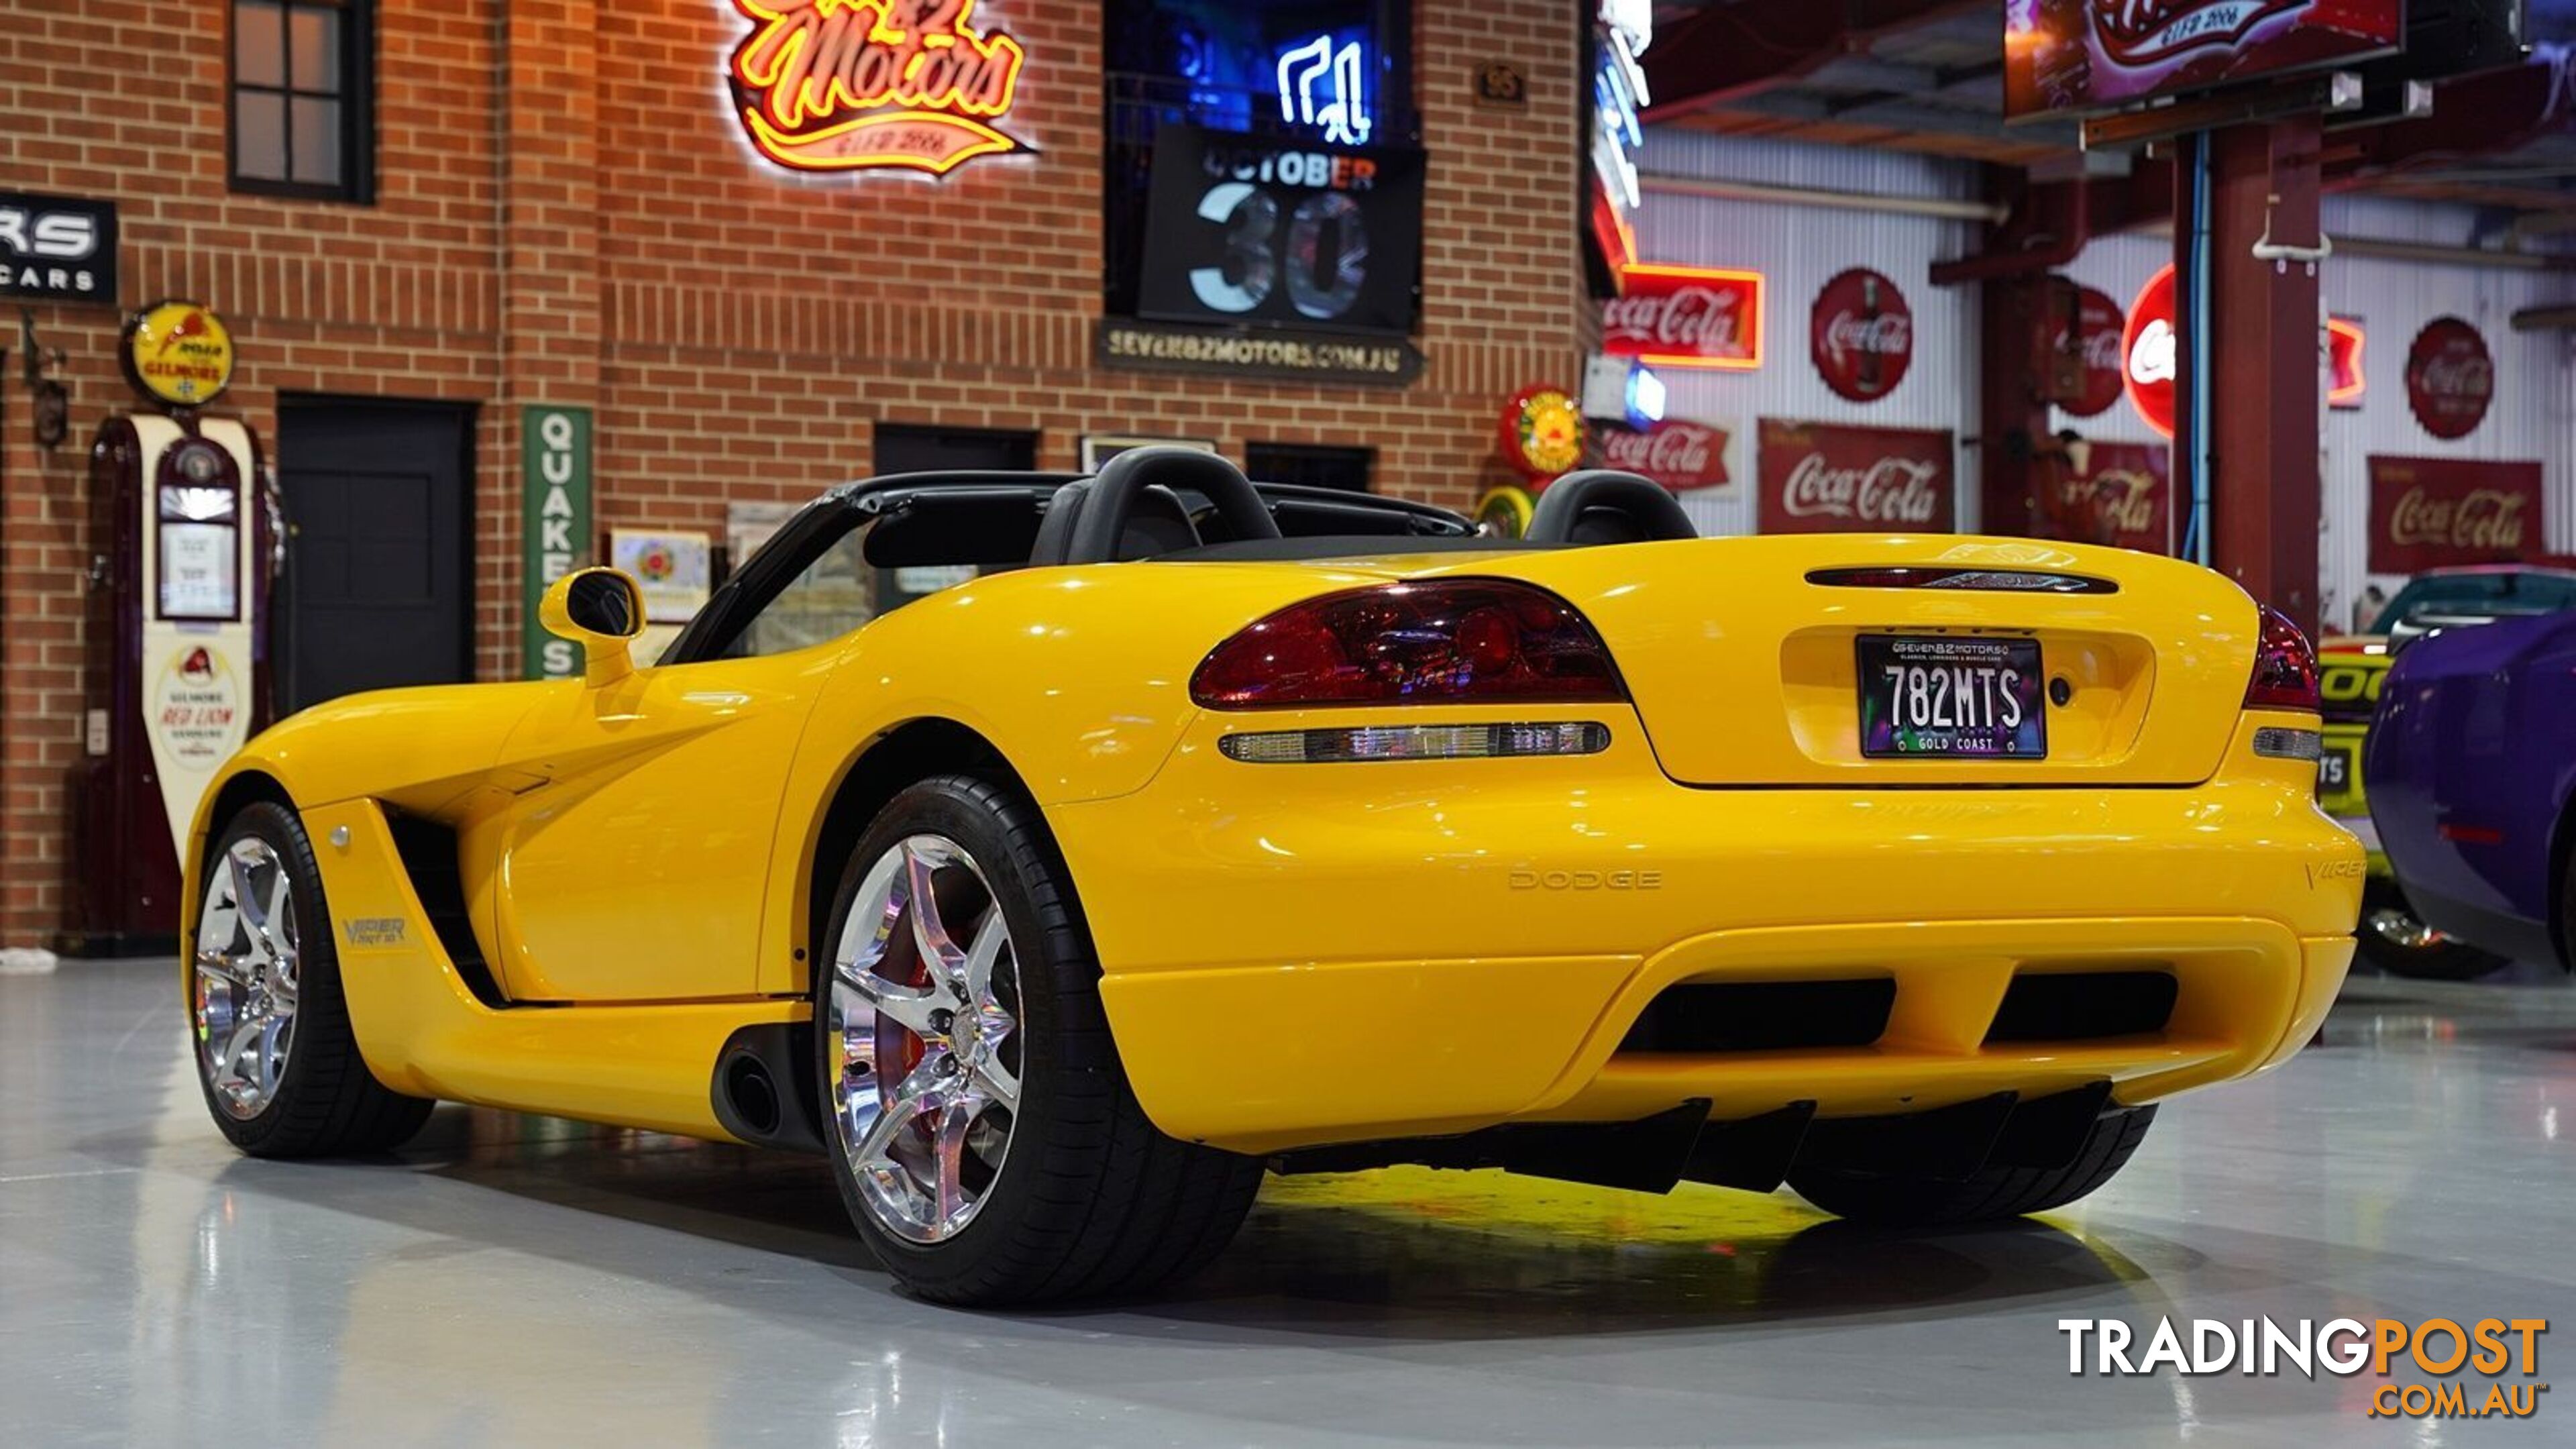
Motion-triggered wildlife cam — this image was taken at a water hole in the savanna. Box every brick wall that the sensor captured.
[0,0,1585,947]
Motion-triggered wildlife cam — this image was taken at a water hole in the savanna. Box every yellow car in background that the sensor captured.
[2322,564,2576,978]
[181,452,2361,1305]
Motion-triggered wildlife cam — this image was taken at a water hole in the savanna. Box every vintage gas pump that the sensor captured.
[64,300,274,952]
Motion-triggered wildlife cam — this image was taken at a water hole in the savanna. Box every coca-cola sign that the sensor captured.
[2051,442,2171,553]
[1757,419,1955,535]
[2404,317,2493,441]
[1810,269,1913,403]
[1601,264,1764,371]
[2367,456,2542,574]
[2057,285,2126,417]
[2122,263,2178,437]
[2006,0,2400,119]
[1596,417,1739,492]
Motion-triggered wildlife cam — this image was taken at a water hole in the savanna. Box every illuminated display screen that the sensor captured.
[2004,0,2402,118]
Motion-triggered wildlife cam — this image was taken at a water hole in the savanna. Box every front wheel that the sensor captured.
[1788,1104,2156,1226]
[191,801,435,1157]
[814,775,1260,1305]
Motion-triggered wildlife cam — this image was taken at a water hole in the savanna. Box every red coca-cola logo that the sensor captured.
[2404,317,2493,440]
[2089,0,2302,68]
[2387,487,2528,553]
[2057,285,2126,417]
[1601,265,1764,370]
[2367,455,2544,574]
[2122,264,2178,437]
[1598,418,1734,492]
[1756,419,1955,535]
[1809,268,1913,402]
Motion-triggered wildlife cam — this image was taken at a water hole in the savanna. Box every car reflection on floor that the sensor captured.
[2,961,2571,1446]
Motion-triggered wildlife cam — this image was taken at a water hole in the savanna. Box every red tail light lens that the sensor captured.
[2244,605,2321,712]
[1191,580,1626,708]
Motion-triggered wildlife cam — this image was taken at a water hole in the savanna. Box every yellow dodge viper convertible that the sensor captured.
[184,449,2361,1304]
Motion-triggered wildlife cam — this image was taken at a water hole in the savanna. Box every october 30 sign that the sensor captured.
[1137,124,1424,337]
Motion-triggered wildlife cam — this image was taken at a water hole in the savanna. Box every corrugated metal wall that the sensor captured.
[1633,130,1987,535]
[1635,128,2576,630]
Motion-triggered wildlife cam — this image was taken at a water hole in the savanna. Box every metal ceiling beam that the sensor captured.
[1642,0,1992,117]
[2324,54,2576,189]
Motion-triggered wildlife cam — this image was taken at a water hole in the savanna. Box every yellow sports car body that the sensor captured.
[183,451,2361,1304]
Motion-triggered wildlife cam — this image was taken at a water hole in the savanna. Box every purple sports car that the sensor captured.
[2364,611,2576,970]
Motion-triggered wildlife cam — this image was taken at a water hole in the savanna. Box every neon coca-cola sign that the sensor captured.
[1601,264,1765,372]
[728,0,1029,176]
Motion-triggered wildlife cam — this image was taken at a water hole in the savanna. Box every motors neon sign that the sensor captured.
[1275,33,1371,146]
[727,0,1029,176]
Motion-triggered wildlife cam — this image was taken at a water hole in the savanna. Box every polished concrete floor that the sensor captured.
[3,960,2571,1446]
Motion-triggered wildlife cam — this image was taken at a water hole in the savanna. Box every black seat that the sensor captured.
[1029,480,1202,564]
[1525,470,1697,545]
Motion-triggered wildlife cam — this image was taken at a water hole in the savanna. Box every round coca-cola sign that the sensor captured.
[2404,317,2493,441]
[2121,264,2178,438]
[1810,268,1913,402]
[2062,285,2125,417]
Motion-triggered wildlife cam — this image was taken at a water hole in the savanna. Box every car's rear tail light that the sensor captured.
[1190,580,1625,708]
[1219,722,1611,764]
[2244,605,2321,712]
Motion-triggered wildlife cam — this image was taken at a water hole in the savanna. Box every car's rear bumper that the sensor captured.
[1054,709,2363,1154]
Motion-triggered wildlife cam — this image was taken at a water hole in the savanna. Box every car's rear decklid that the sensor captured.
[1419,536,2267,788]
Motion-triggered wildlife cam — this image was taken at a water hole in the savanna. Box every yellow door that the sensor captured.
[490,645,839,1001]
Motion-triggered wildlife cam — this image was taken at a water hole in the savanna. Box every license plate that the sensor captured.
[1857,635,2047,759]
[2317,748,2351,793]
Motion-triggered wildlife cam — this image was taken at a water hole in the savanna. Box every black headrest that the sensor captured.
[1525,470,1697,545]
[1030,480,1202,564]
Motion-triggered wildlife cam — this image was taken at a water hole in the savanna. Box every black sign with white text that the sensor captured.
[1136,123,1424,337]
[1,192,117,305]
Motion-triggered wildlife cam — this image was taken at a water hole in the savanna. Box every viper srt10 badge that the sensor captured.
[727,0,1028,176]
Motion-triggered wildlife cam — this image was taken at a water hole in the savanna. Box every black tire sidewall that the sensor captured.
[193,801,338,1151]
[814,775,1099,1287]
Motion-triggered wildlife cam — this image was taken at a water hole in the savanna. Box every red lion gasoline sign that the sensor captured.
[1809,269,1913,403]
[729,0,1030,176]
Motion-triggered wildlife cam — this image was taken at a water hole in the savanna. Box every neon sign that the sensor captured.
[2327,316,2365,409]
[1275,33,1371,146]
[728,0,1028,176]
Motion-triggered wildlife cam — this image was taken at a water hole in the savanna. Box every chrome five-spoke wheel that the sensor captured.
[193,837,301,1120]
[826,833,1022,1244]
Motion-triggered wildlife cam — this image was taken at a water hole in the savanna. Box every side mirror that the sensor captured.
[540,567,647,686]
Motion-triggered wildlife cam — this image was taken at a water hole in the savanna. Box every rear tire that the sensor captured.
[1789,1104,2155,1226]
[814,774,1260,1305]
[191,801,436,1158]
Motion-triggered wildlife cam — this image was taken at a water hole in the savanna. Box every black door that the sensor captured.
[276,398,474,712]
[871,425,1037,610]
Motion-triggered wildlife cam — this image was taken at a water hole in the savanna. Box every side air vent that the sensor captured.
[1620,979,1896,1053]
[384,811,507,1008]
[1984,971,2178,1044]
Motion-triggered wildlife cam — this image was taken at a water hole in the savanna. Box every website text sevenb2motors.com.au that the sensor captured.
[2060,1316,2550,1420]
